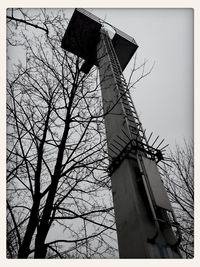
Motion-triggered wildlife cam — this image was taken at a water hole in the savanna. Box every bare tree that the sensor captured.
[161,141,194,258]
[6,8,153,259]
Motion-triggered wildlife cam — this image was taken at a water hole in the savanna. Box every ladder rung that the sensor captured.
[129,124,142,131]
[122,94,131,100]
[115,77,123,82]
[117,83,126,88]
[117,82,126,87]
[116,81,124,86]
[123,101,134,108]
[126,98,133,103]
[127,117,138,124]
[118,79,126,84]
[122,95,132,101]
[130,110,137,115]
[129,115,138,121]
[127,109,137,116]
[120,79,126,84]
[125,93,131,98]
[129,106,136,112]
[124,107,132,112]
[125,111,132,116]
[124,107,137,114]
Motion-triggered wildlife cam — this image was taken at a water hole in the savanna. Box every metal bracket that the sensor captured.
[108,136,164,175]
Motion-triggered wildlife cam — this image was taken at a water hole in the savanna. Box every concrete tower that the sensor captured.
[61,8,182,258]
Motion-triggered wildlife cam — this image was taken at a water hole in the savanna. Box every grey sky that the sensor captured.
[7,8,194,153]
[4,7,195,261]
[86,8,194,151]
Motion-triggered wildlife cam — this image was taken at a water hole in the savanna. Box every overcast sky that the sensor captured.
[7,8,193,153]
[3,6,195,262]
[83,8,194,152]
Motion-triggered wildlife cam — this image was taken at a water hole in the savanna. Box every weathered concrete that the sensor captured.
[97,29,181,258]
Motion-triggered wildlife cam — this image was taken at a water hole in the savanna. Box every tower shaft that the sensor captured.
[61,8,182,258]
[97,29,181,258]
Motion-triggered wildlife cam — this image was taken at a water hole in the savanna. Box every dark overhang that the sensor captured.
[61,8,138,73]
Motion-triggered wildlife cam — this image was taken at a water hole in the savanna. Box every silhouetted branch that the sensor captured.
[7,15,49,34]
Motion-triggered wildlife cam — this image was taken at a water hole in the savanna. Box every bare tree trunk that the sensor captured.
[18,105,52,258]
[34,86,75,258]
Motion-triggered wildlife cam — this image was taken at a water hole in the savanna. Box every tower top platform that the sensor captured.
[61,8,138,72]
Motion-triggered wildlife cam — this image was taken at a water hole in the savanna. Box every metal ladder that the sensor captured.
[102,30,148,147]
